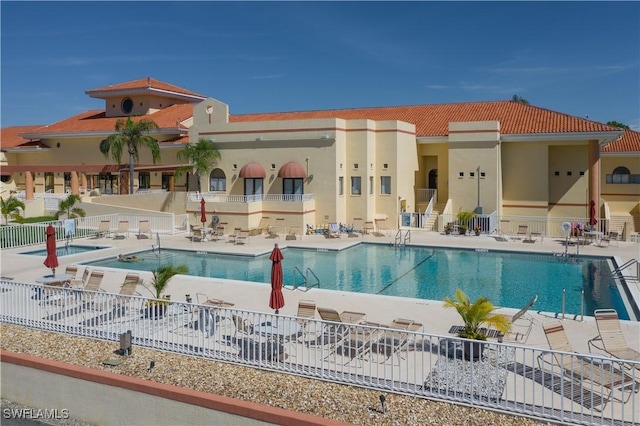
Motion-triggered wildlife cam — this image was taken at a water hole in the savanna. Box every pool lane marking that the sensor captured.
[376,250,436,295]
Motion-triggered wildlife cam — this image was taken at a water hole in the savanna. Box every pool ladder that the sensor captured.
[291,266,320,291]
[611,259,639,282]
[394,229,411,247]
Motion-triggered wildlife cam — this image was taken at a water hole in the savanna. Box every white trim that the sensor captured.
[501,131,622,144]
[19,128,186,140]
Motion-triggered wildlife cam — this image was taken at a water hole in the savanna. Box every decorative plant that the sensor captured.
[142,264,188,306]
[443,289,510,341]
[456,209,477,233]
[473,225,482,236]
[55,194,86,220]
[444,223,453,234]
[1,195,25,225]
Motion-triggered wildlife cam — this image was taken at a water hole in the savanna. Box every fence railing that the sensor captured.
[0,213,189,250]
[1,279,637,426]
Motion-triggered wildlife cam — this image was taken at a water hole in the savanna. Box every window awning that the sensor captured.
[239,162,266,178]
[277,161,307,178]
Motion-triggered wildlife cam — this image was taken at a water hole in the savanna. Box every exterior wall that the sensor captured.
[1,351,338,426]
[601,155,640,214]
[190,99,418,229]
[448,121,500,214]
[548,144,589,218]
[104,94,186,117]
[501,142,549,216]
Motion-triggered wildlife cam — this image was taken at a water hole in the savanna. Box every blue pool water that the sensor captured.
[22,245,108,257]
[82,244,631,319]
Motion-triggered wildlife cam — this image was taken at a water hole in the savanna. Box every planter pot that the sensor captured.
[462,339,486,361]
[475,230,481,236]
[458,228,467,235]
[144,304,167,319]
[445,229,451,235]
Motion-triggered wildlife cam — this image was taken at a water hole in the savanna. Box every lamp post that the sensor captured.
[475,166,483,214]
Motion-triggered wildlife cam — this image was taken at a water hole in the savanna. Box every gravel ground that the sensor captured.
[1,324,552,426]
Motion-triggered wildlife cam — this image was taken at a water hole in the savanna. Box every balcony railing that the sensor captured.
[188,192,313,203]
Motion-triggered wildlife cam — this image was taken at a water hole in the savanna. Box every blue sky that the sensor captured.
[2,1,639,129]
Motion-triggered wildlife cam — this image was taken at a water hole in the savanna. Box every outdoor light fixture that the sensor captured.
[379,394,386,413]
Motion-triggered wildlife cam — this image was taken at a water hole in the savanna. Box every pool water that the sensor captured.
[82,244,631,319]
[22,245,108,257]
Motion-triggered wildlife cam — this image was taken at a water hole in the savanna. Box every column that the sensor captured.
[70,171,79,195]
[25,171,34,200]
[588,140,600,215]
[80,173,87,193]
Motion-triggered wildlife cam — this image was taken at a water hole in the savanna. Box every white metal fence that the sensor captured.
[0,214,189,249]
[187,192,314,203]
[1,279,637,426]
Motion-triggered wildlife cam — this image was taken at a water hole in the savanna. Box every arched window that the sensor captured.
[209,168,226,191]
[606,166,640,184]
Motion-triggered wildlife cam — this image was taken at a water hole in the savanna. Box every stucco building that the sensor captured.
[1,77,638,237]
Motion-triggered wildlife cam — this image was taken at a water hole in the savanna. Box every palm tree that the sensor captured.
[443,289,510,340]
[143,264,189,300]
[175,138,221,192]
[1,196,25,225]
[55,194,86,220]
[100,117,161,194]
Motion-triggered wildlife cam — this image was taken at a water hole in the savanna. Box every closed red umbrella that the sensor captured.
[200,198,207,225]
[589,200,598,227]
[269,243,285,314]
[43,224,59,276]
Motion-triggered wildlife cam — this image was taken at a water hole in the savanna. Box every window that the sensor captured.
[121,97,133,114]
[380,176,391,195]
[209,168,226,191]
[369,176,374,195]
[138,172,150,190]
[283,178,303,196]
[44,172,54,193]
[244,178,263,196]
[351,177,361,195]
[606,166,640,184]
[338,177,344,195]
[63,172,71,192]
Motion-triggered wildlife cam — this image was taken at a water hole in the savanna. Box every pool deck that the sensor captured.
[2,229,639,355]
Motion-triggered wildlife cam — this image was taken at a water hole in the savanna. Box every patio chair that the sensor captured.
[137,220,151,239]
[235,229,250,245]
[227,227,241,244]
[363,221,375,235]
[190,224,204,242]
[95,220,111,238]
[82,270,105,293]
[374,218,390,237]
[317,307,366,324]
[352,217,364,234]
[369,318,415,364]
[114,220,129,239]
[515,224,528,240]
[588,309,640,368]
[598,231,619,247]
[539,320,638,411]
[255,217,270,235]
[64,265,89,288]
[210,225,226,242]
[295,299,317,342]
[231,313,255,338]
[334,324,379,366]
[327,222,340,238]
[498,294,538,343]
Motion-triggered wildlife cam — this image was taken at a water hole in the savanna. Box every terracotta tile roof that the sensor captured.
[22,104,194,136]
[601,129,640,153]
[1,125,45,148]
[86,77,206,99]
[229,100,620,137]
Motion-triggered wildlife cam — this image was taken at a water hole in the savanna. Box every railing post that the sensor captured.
[580,290,584,322]
[561,289,566,319]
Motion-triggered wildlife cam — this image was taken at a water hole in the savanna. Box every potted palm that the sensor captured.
[142,264,188,319]
[444,223,453,235]
[456,209,476,235]
[443,289,510,360]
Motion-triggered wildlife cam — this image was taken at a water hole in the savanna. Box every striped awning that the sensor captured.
[238,162,266,178]
[277,161,306,178]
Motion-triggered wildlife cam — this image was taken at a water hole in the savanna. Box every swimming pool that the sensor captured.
[82,244,633,320]
[22,245,109,257]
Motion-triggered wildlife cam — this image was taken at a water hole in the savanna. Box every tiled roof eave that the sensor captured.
[501,131,623,144]
[601,150,640,157]
[19,127,187,140]
[86,87,206,102]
